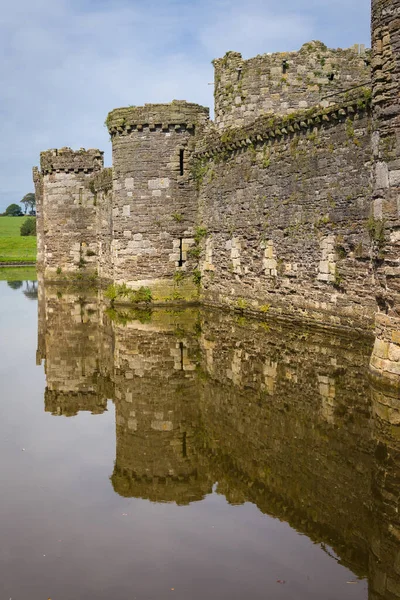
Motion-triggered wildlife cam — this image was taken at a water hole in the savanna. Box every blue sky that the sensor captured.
[0,0,370,212]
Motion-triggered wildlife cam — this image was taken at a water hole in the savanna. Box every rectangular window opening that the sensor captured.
[179,149,184,176]
[178,237,185,267]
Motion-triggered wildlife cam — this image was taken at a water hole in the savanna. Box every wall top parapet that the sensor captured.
[40,147,104,175]
[212,41,369,67]
[195,88,372,159]
[106,100,210,136]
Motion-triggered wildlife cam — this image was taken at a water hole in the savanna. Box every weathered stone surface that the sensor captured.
[31,8,400,385]
[196,107,375,328]
[369,0,400,385]
[35,149,104,278]
[213,42,370,130]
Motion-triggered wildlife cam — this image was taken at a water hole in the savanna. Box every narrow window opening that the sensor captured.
[328,73,335,81]
[182,432,187,458]
[282,60,289,74]
[236,67,242,81]
[179,342,184,371]
[79,187,83,204]
[178,237,184,267]
[179,149,184,176]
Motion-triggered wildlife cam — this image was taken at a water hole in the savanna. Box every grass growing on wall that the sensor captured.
[0,217,37,263]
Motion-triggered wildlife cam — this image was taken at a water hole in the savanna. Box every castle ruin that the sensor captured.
[33,0,400,386]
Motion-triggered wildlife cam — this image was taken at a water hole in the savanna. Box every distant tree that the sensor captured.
[23,280,38,300]
[20,193,36,215]
[20,217,36,236]
[7,280,23,290]
[5,203,23,216]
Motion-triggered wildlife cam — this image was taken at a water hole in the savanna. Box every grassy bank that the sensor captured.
[0,216,37,263]
[0,266,37,281]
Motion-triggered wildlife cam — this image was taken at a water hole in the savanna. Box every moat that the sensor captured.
[1,277,400,599]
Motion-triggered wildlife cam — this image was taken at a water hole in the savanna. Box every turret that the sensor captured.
[106,100,209,301]
[369,0,400,384]
[213,42,370,130]
[34,147,104,278]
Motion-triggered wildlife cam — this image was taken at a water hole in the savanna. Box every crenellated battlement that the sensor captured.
[195,89,372,159]
[106,100,209,136]
[40,147,104,174]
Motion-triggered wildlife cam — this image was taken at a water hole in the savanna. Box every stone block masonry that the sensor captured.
[369,0,400,386]
[33,7,400,386]
[107,101,209,302]
[35,148,103,278]
[213,41,370,130]
[195,98,374,330]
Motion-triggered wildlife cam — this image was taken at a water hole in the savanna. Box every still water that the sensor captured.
[0,278,399,599]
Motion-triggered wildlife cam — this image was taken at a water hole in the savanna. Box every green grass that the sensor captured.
[0,217,37,263]
[0,266,37,281]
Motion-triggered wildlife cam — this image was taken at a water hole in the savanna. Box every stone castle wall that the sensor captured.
[195,98,374,329]
[33,3,400,384]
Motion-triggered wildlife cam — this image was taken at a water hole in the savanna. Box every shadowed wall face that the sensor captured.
[369,0,400,383]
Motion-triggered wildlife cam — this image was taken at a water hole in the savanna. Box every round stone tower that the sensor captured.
[106,100,209,301]
[35,147,104,278]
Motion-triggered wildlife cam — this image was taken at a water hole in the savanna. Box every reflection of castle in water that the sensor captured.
[37,281,400,598]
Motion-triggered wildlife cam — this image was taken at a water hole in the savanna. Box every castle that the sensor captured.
[33,0,400,386]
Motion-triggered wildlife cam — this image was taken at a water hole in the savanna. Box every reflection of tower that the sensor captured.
[37,282,110,416]
[370,383,400,600]
[111,311,211,504]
